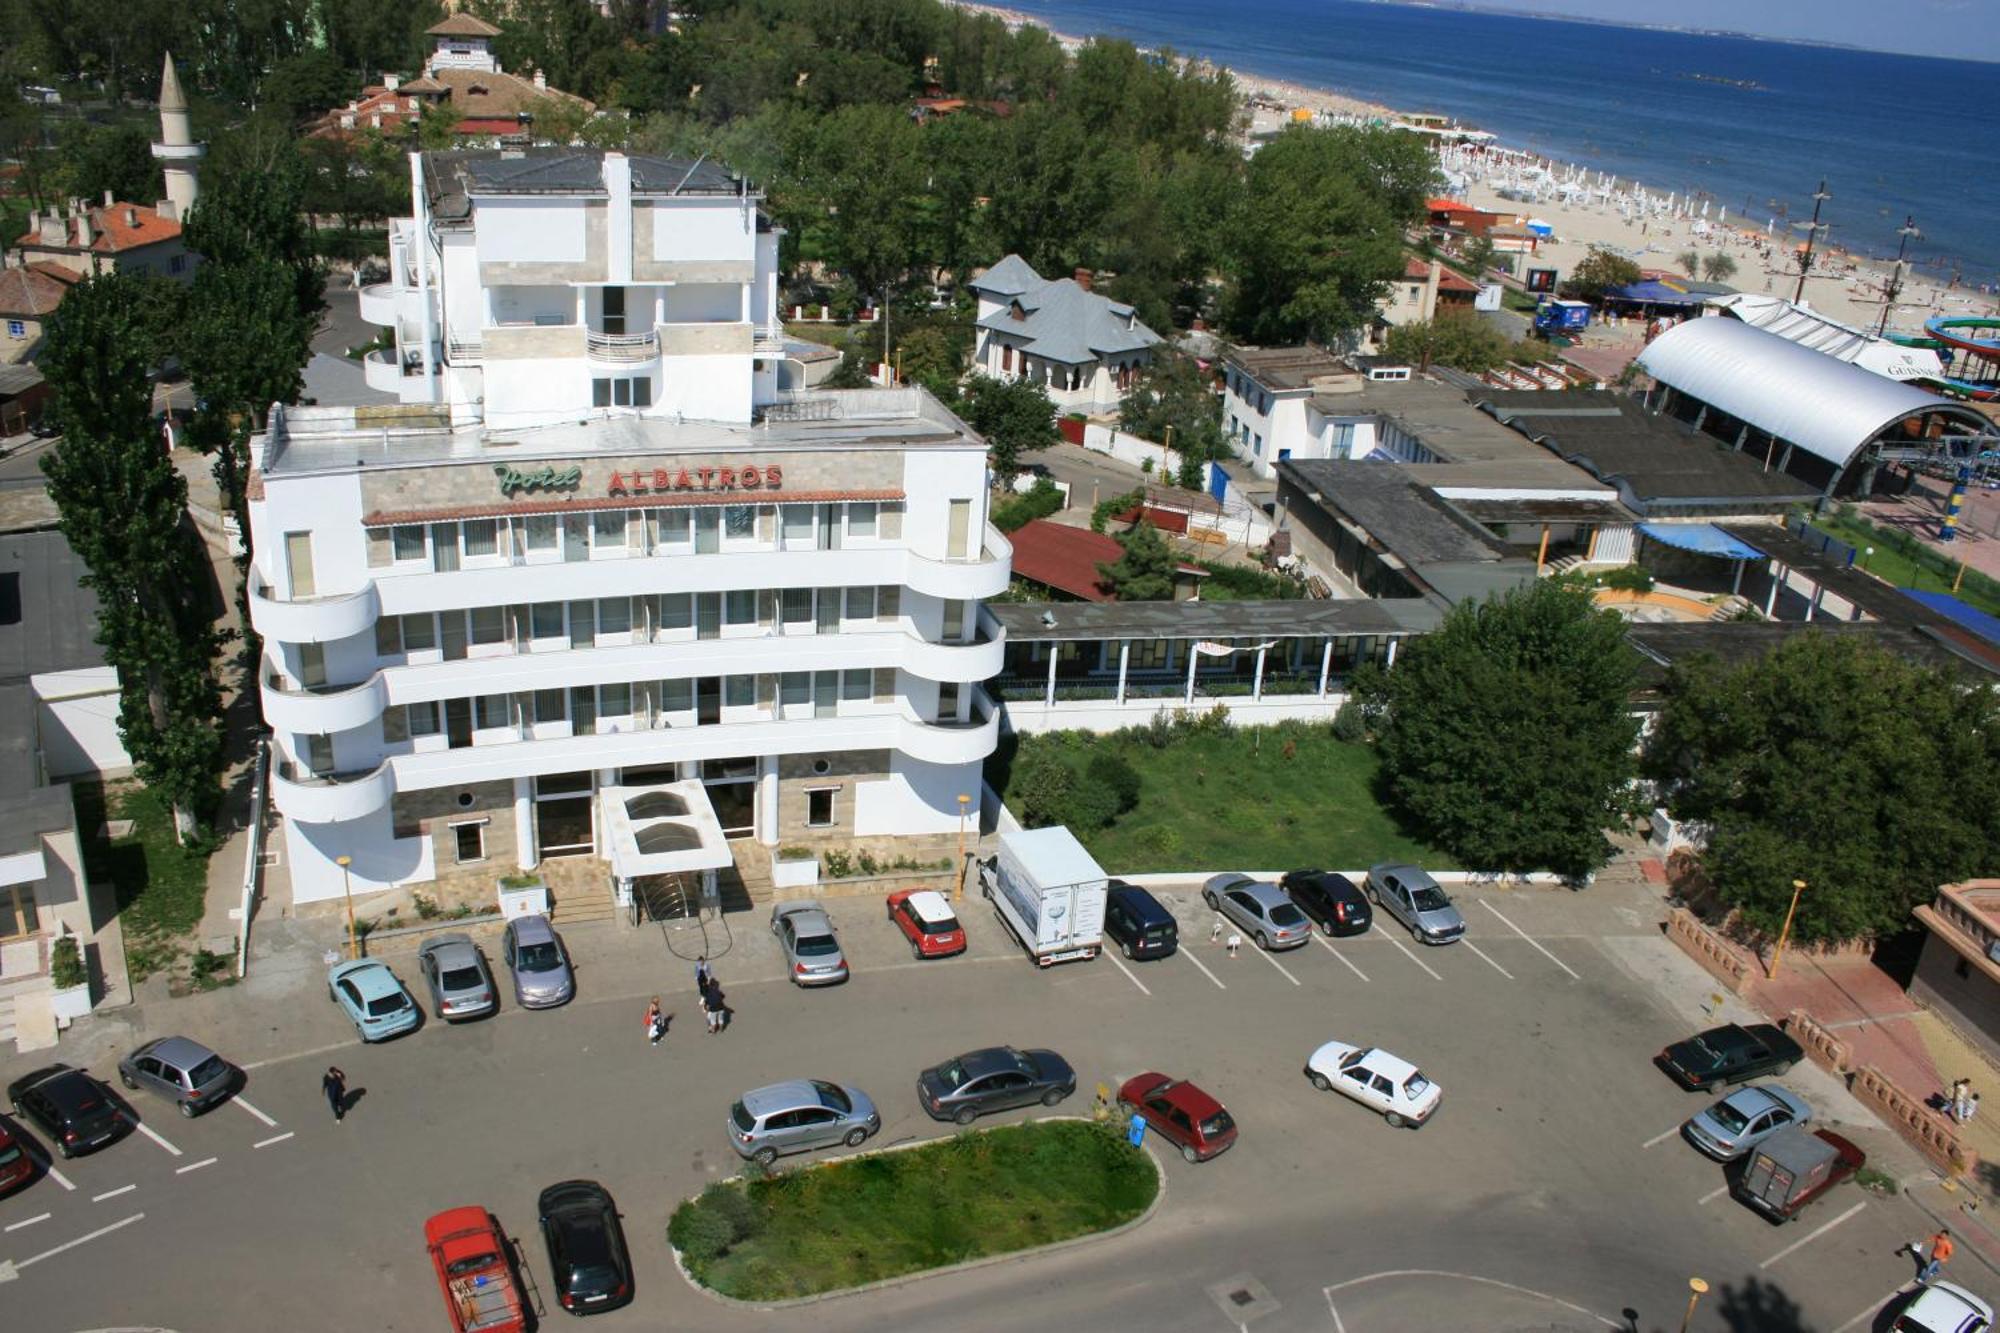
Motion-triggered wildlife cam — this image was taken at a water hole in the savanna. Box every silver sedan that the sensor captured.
[771,902,850,986]
[416,932,498,1020]
[502,913,574,1009]
[1202,873,1313,951]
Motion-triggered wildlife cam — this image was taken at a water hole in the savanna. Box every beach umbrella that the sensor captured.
[1701,201,1710,219]
[1719,207,1727,225]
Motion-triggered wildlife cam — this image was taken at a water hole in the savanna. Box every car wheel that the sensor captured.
[327,984,336,1003]
[1202,890,1217,911]
[954,1105,979,1126]
[1255,932,1270,950]
[1181,1144,1200,1164]
[1384,1111,1406,1129]
[843,1128,868,1148]
[1310,1072,1332,1092]
[1774,1061,1794,1076]
[912,939,925,960]
[1041,1087,1066,1108]
[57,1141,73,1159]
[752,1146,778,1167]
[1366,884,1379,904]
[178,1099,196,1119]
[119,1071,137,1090]
[1122,941,1135,960]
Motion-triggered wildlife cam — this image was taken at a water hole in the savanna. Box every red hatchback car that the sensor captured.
[0,1119,36,1196]
[886,889,966,958]
[1118,1072,1238,1163]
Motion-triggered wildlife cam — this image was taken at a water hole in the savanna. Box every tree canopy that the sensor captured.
[1645,633,2000,944]
[958,375,1056,483]
[1355,579,1640,877]
[1384,308,1557,376]
[1562,246,1642,302]
[1118,351,1224,489]
[1096,521,1177,602]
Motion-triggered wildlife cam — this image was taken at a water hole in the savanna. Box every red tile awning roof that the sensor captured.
[1010,519,1122,601]
[15,201,181,254]
[0,266,70,318]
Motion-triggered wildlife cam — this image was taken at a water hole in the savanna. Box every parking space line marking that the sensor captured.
[132,1123,182,1158]
[1480,901,1582,980]
[43,1166,73,1192]
[1463,940,1514,979]
[1316,934,1370,982]
[253,1132,294,1150]
[1104,950,1151,996]
[1322,1271,1621,1330]
[1641,1125,1681,1149]
[175,1157,217,1175]
[231,1096,277,1128]
[90,1185,135,1202]
[1385,935,1443,980]
[1179,948,1226,990]
[1834,1288,1909,1333]
[1698,1183,1729,1204]
[4,1214,49,1233]
[1758,1200,1865,1268]
[5,1211,144,1277]
[1252,943,1303,987]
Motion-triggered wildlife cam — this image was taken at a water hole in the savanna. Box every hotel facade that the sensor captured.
[251,150,1008,907]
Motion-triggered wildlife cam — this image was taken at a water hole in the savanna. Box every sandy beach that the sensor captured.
[947,0,1999,338]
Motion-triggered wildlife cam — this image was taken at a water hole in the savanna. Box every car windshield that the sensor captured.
[0,1142,20,1166]
[1412,887,1451,911]
[1200,1110,1235,1136]
[926,913,960,934]
[1710,1101,1753,1134]
[1404,1073,1432,1099]
[938,1060,968,1089]
[1269,904,1307,927]
[366,992,408,1017]
[447,1252,498,1277]
[187,1056,228,1086]
[1339,1050,1367,1070]
[517,941,562,971]
[1013,1051,1039,1076]
[794,933,840,957]
[571,1264,620,1293]
[730,1101,754,1132]
[442,965,485,991]
[1141,926,1174,944]
[812,1080,852,1113]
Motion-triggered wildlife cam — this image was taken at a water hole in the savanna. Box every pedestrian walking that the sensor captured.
[699,982,719,1035]
[645,996,666,1046]
[709,981,730,1034]
[694,955,712,992]
[1226,932,1242,959]
[322,1066,347,1124]
[1966,1093,1982,1126]
[1908,1228,1955,1284]
[1952,1077,1974,1123]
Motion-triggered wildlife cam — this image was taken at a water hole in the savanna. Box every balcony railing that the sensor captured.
[752,323,786,355]
[586,329,660,363]
[445,338,483,365]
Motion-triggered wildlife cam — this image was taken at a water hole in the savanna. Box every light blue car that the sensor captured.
[328,958,421,1042]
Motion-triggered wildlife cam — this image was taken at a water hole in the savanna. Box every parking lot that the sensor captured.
[0,874,1967,1331]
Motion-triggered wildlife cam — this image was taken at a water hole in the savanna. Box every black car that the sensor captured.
[1658,1023,1804,1092]
[1104,882,1179,959]
[1279,870,1373,937]
[918,1046,1076,1125]
[538,1179,633,1316]
[6,1064,126,1158]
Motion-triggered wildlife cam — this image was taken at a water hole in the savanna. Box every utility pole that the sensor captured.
[1791,180,1832,305]
[1877,215,1921,337]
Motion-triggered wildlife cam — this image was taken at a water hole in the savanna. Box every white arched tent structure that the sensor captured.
[1635,317,1993,497]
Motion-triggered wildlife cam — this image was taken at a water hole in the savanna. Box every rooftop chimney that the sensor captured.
[533,68,547,90]
[103,190,114,207]
[125,207,138,228]
[1072,267,1092,292]
[384,72,401,91]
[75,211,92,248]
[39,212,62,246]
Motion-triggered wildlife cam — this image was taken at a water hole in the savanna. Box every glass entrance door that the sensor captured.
[535,772,595,857]
[0,884,39,940]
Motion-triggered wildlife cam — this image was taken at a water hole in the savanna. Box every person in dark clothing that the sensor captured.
[323,1066,347,1124]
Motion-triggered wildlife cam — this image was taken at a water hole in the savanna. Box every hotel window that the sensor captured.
[781,503,815,547]
[569,601,595,648]
[475,694,510,729]
[841,668,870,701]
[592,509,627,551]
[469,605,506,645]
[375,617,402,657]
[878,586,900,620]
[942,599,965,641]
[780,588,813,626]
[847,502,877,538]
[598,597,632,637]
[302,734,334,775]
[533,689,566,725]
[408,701,441,736]
[401,613,437,652]
[452,821,486,864]
[725,674,755,707]
[659,509,691,548]
[694,507,720,554]
[660,678,693,713]
[805,788,836,828]
[392,525,426,562]
[724,589,757,626]
[599,682,631,721]
[525,515,558,553]
[844,586,875,620]
[462,519,499,558]
[569,685,597,734]
[946,499,971,558]
[938,683,961,721]
[531,601,564,640]
[1129,638,1170,670]
[780,672,809,708]
[659,593,692,631]
[724,504,754,539]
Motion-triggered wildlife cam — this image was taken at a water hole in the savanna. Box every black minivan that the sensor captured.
[1104,882,1179,959]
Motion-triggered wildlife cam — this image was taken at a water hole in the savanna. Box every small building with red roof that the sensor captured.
[0,264,77,363]
[1008,518,1206,602]
[12,195,191,283]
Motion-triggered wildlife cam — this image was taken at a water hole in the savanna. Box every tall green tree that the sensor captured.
[1119,351,1223,489]
[46,121,160,208]
[1561,246,1641,302]
[958,374,1056,483]
[1095,519,1176,602]
[1645,634,2000,944]
[40,274,225,838]
[1355,579,1640,877]
[1222,124,1436,346]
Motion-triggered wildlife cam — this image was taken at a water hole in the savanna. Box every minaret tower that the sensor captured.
[151,52,203,222]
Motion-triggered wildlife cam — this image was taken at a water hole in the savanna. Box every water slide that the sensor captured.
[1917,316,2000,400]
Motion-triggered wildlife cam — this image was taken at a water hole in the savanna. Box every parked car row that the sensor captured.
[327,914,575,1041]
[423,1181,634,1331]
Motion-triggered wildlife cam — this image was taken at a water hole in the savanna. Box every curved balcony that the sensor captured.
[363,348,408,394]
[271,757,395,823]
[249,570,379,645]
[585,329,660,365]
[896,687,1001,766]
[904,524,1012,601]
[358,282,401,327]
[261,668,389,735]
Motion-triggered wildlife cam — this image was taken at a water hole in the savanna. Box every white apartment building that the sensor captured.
[256,150,1009,908]
[359,149,789,428]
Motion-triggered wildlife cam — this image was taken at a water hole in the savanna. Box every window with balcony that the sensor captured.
[592,509,628,554]
[660,678,693,714]
[946,499,972,559]
[842,669,870,702]
[375,617,402,658]
[938,682,961,722]
[942,599,965,641]
[431,523,461,572]
[392,525,427,563]
[569,685,598,735]
[725,675,755,707]
[816,589,839,634]
[724,589,756,627]
[475,693,511,729]
[402,613,437,653]
[469,605,506,647]
[659,592,692,632]
[724,504,754,540]
[531,601,564,642]
[781,504,815,548]
[844,586,875,621]
[599,682,632,727]
[780,588,812,629]
[780,672,809,710]
[302,733,333,776]
[462,520,499,559]
[878,586,901,621]
[525,515,559,556]
[533,689,566,726]
[598,596,632,640]
[409,701,441,736]
[659,509,691,550]
[848,503,877,538]
[696,592,722,640]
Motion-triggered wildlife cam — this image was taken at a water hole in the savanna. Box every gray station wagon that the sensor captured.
[1366,863,1466,944]
[728,1079,880,1165]
[117,1036,236,1118]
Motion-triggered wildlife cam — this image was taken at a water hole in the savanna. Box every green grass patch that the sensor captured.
[670,1120,1156,1301]
[988,716,1446,872]
[71,782,213,983]
[1807,507,2000,618]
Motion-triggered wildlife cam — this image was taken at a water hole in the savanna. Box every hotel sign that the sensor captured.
[494,464,583,497]
[607,464,784,497]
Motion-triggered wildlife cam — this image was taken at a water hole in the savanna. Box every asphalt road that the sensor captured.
[0,880,1961,1333]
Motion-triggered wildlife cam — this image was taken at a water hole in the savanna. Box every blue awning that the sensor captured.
[1637,522,1766,560]
[1902,589,2000,648]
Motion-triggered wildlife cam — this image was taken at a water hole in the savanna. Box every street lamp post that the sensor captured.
[954,793,972,901]
[337,854,358,959]
[1767,878,1808,979]
[1680,1276,1709,1333]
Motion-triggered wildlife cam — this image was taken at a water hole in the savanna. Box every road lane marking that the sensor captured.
[175,1157,217,1175]
[231,1096,277,1128]
[1834,1288,1909,1333]
[3,1214,49,1233]
[1179,948,1226,990]
[1253,943,1303,986]
[1384,935,1443,980]
[1698,1183,1730,1204]
[1480,901,1582,980]
[253,1132,294,1149]
[1322,1271,1621,1330]
[91,1185,135,1202]
[43,1166,74,1192]
[132,1122,182,1158]
[1103,950,1151,996]
[0,1212,144,1281]
[1759,1200,1865,1268]
[1642,1124,1682,1149]
[1463,940,1514,979]
[1316,934,1370,982]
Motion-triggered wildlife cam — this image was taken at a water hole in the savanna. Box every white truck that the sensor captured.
[980,826,1108,967]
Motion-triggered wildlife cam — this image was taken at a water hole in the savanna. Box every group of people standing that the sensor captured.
[644,955,730,1047]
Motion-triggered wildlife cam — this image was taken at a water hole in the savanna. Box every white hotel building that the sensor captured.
[251,149,1008,907]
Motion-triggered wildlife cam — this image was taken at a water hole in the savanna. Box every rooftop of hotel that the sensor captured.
[258,390,983,478]
[422,149,750,221]
[1225,345,1350,392]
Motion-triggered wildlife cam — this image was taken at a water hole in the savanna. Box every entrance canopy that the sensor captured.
[1638,522,1765,560]
[602,780,732,881]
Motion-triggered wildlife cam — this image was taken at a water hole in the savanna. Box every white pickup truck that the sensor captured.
[980,826,1108,967]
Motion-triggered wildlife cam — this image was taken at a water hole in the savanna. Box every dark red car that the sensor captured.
[0,1119,34,1195]
[886,889,966,958]
[1118,1072,1237,1163]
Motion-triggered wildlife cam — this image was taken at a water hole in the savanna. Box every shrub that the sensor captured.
[670,1200,738,1266]
[1086,752,1142,814]
[1331,700,1366,743]
[991,477,1063,533]
[1091,488,1143,533]
[50,935,86,989]
[412,893,441,920]
[1016,749,1118,830]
